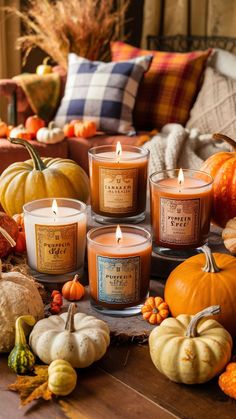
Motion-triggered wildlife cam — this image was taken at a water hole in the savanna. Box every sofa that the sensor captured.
[1,35,236,175]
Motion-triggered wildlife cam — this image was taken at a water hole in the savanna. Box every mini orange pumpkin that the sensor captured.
[0,119,8,137]
[74,121,96,138]
[25,115,45,137]
[141,296,169,325]
[219,363,236,399]
[62,274,85,301]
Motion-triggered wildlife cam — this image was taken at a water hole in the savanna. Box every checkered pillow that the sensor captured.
[111,41,211,130]
[55,53,152,134]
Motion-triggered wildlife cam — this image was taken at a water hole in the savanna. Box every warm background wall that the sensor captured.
[1,0,236,116]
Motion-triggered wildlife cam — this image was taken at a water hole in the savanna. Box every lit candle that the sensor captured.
[88,143,149,223]
[87,224,152,315]
[24,198,87,276]
[150,169,213,251]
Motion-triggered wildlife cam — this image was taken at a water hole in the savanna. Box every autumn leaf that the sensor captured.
[8,365,53,406]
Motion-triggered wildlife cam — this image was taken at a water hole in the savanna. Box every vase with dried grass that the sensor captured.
[5,0,129,69]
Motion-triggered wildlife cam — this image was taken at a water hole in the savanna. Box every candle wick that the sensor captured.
[53,210,56,216]
[117,237,121,245]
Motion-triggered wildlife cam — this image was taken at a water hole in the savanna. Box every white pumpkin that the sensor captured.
[0,260,44,352]
[149,305,232,384]
[29,303,110,368]
[9,124,27,137]
[36,121,64,144]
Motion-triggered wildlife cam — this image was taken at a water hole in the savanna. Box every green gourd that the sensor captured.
[8,315,36,374]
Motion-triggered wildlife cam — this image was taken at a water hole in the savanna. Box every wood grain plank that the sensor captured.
[99,345,236,419]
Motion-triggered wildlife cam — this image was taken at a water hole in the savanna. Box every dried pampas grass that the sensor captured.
[5,0,129,69]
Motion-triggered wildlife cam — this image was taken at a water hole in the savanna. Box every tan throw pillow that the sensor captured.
[186,66,236,137]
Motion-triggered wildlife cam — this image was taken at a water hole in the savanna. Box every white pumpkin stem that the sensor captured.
[15,315,36,345]
[65,303,77,333]
[201,245,221,273]
[0,226,16,247]
[186,305,221,338]
[48,121,56,130]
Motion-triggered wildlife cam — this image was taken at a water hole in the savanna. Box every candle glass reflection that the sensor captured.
[87,224,152,316]
[150,169,213,259]
[23,198,87,283]
[88,143,149,224]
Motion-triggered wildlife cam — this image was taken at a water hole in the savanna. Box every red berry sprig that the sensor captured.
[50,290,63,314]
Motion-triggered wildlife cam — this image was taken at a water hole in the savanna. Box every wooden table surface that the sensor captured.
[1,280,236,419]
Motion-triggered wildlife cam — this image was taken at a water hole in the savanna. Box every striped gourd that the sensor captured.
[8,315,36,374]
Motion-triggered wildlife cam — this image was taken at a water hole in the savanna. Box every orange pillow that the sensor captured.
[111,41,211,130]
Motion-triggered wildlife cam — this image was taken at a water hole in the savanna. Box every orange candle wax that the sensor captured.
[150,169,213,249]
[87,225,152,313]
[88,144,149,223]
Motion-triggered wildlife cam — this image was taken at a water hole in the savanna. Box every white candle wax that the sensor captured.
[24,200,87,275]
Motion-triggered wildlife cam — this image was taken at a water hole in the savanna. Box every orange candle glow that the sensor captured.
[150,169,213,250]
[87,225,152,315]
[88,144,149,223]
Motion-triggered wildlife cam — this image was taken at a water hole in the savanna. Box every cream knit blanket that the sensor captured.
[143,123,231,175]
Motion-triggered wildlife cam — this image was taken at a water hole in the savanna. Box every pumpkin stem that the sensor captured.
[15,315,36,345]
[201,245,221,273]
[73,274,80,282]
[65,303,77,333]
[213,133,236,151]
[8,137,46,171]
[0,226,16,248]
[186,305,221,338]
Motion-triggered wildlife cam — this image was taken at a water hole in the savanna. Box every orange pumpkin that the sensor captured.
[219,363,236,399]
[15,231,26,253]
[0,119,8,137]
[164,245,236,336]
[63,123,75,137]
[141,296,169,325]
[201,133,236,227]
[62,274,85,301]
[74,121,96,138]
[25,115,45,137]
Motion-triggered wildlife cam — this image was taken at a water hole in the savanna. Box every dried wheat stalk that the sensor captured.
[5,0,129,69]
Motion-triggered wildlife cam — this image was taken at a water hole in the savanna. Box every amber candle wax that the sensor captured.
[87,225,152,316]
[88,144,149,223]
[150,169,213,250]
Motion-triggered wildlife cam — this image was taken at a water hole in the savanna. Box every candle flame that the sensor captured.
[116,141,122,157]
[178,168,184,186]
[116,224,123,244]
[52,199,58,216]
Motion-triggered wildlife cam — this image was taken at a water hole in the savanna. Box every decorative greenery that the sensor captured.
[6,0,129,69]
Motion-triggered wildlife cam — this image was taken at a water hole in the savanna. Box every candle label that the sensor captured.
[160,197,200,245]
[97,255,140,304]
[35,223,77,274]
[99,167,138,213]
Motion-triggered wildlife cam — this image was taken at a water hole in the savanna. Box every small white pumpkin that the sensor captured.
[149,305,232,384]
[29,303,110,368]
[9,124,27,138]
[0,260,44,352]
[222,217,236,254]
[36,121,64,144]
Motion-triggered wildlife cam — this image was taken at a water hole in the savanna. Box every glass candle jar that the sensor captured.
[88,144,149,224]
[150,169,213,259]
[24,198,87,283]
[87,224,152,316]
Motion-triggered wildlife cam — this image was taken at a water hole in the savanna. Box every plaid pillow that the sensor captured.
[111,41,211,130]
[55,53,152,134]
